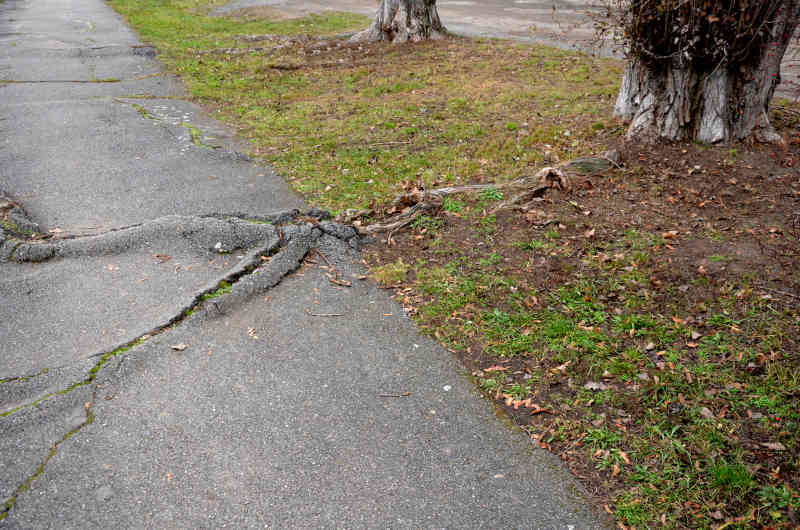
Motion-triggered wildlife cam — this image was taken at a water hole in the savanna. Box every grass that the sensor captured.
[392,224,800,527]
[109,0,621,213]
[369,258,409,286]
[107,0,800,526]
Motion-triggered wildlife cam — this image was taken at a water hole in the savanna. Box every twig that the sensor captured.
[326,273,352,287]
[313,248,333,268]
[774,105,800,118]
[378,392,412,398]
[369,140,411,147]
[531,219,561,229]
[759,285,800,300]
[313,248,352,287]
[305,309,345,317]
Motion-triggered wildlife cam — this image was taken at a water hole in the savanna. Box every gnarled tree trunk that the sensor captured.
[615,0,799,143]
[351,0,447,43]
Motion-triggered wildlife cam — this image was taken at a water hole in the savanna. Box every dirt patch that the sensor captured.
[362,133,800,527]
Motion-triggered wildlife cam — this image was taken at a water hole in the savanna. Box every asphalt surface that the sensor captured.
[0,0,604,527]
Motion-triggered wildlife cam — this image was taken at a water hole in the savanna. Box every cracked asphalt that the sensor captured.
[0,0,604,527]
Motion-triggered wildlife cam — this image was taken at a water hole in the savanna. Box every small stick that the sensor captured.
[759,286,800,300]
[314,248,333,268]
[378,392,412,398]
[305,309,345,317]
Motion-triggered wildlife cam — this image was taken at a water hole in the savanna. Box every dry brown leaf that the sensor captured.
[761,442,786,451]
[484,365,509,373]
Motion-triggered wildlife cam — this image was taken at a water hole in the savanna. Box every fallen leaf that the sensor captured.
[484,365,509,373]
[154,254,172,263]
[583,228,596,238]
[584,381,610,391]
[619,451,631,465]
[662,230,679,239]
[761,442,786,451]
[611,464,621,476]
[171,343,188,351]
[699,407,714,419]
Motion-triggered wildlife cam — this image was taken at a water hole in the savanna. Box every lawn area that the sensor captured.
[111,0,800,526]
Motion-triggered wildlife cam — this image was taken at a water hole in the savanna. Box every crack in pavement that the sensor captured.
[0,215,356,520]
[0,401,95,522]
[0,79,123,84]
[0,214,355,412]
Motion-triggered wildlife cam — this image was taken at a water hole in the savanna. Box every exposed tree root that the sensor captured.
[346,166,582,236]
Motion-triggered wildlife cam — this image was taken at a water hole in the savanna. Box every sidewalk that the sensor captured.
[0,0,603,526]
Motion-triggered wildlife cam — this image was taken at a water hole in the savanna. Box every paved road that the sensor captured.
[0,0,603,527]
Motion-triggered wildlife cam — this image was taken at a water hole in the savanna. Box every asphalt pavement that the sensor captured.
[0,0,604,527]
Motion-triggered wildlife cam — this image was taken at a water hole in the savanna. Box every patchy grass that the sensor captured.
[363,140,800,527]
[369,258,409,286]
[110,0,622,213]
[109,0,800,526]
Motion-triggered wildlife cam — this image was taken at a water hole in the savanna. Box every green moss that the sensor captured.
[200,280,232,301]
[369,259,410,286]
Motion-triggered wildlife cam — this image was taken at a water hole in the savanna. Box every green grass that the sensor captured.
[105,0,800,525]
[369,259,409,286]
[390,215,800,526]
[109,0,621,213]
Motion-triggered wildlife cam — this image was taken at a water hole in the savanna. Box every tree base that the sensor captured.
[615,59,784,144]
[351,0,447,44]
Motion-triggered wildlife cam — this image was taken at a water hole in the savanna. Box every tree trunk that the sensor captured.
[615,3,799,143]
[351,0,447,44]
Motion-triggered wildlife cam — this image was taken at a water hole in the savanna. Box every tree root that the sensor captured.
[346,167,572,236]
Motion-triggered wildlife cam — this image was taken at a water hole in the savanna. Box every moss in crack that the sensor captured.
[131,103,154,119]
[0,405,94,521]
[0,367,50,385]
[0,338,147,418]
[182,122,218,149]
[200,280,231,301]
[0,218,36,238]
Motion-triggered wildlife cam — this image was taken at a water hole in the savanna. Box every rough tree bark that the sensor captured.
[615,1,800,143]
[351,0,447,43]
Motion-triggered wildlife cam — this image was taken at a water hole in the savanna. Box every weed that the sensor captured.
[369,259,409,286]
[412,215,444,232]
[479,187,504,202]
[442,197,466,213]
[710,459,754,498]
